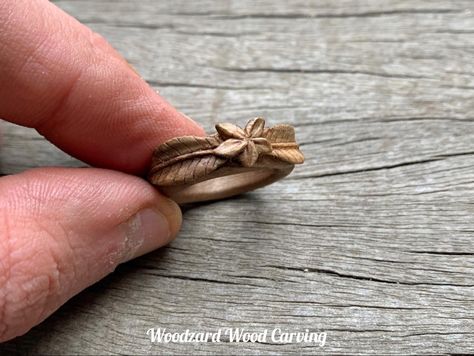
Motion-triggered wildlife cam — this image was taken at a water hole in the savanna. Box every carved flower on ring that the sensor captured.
[214,117,272,167]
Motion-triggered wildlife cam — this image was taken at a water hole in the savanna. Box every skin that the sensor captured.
[0,0,205,342]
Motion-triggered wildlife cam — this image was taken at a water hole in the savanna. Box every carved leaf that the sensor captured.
[150,155,226,186]
[270,147,305,164]
[262,124,304,164]
[151,135,221,166]
[149,134,226,185]
[262,124,296,143]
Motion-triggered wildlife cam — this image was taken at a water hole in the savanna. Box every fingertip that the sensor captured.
[0,167,185,341]
[0,0,206,173]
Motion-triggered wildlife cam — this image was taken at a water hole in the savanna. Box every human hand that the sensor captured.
[0,0,205,342]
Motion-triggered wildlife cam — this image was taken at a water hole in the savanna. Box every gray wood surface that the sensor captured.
[1,0,474,354]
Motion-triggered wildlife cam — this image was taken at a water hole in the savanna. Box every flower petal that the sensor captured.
[252,137,272,154]
[216,123,246,139]
[214,139,247,157]
[245,117,265,137]
[239,140,259,167]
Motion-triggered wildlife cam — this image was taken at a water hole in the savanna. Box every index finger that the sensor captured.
[0,0,205,174]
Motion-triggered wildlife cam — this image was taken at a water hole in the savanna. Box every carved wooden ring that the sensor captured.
[148,118,304,204]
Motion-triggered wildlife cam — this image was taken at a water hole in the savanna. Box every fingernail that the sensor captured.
[121,208,171,262]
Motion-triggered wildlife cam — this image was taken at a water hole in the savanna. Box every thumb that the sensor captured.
[0,168,181,342]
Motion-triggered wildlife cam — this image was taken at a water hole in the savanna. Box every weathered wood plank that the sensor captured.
[1,0,473,354]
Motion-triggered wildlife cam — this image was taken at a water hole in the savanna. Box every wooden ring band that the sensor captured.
[148,118,304,204]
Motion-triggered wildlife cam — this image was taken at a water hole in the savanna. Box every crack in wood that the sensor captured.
[218,67,429,79]
[264,265,474,287]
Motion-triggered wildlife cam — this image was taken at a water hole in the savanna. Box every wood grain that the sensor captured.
[1,0,473,354]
